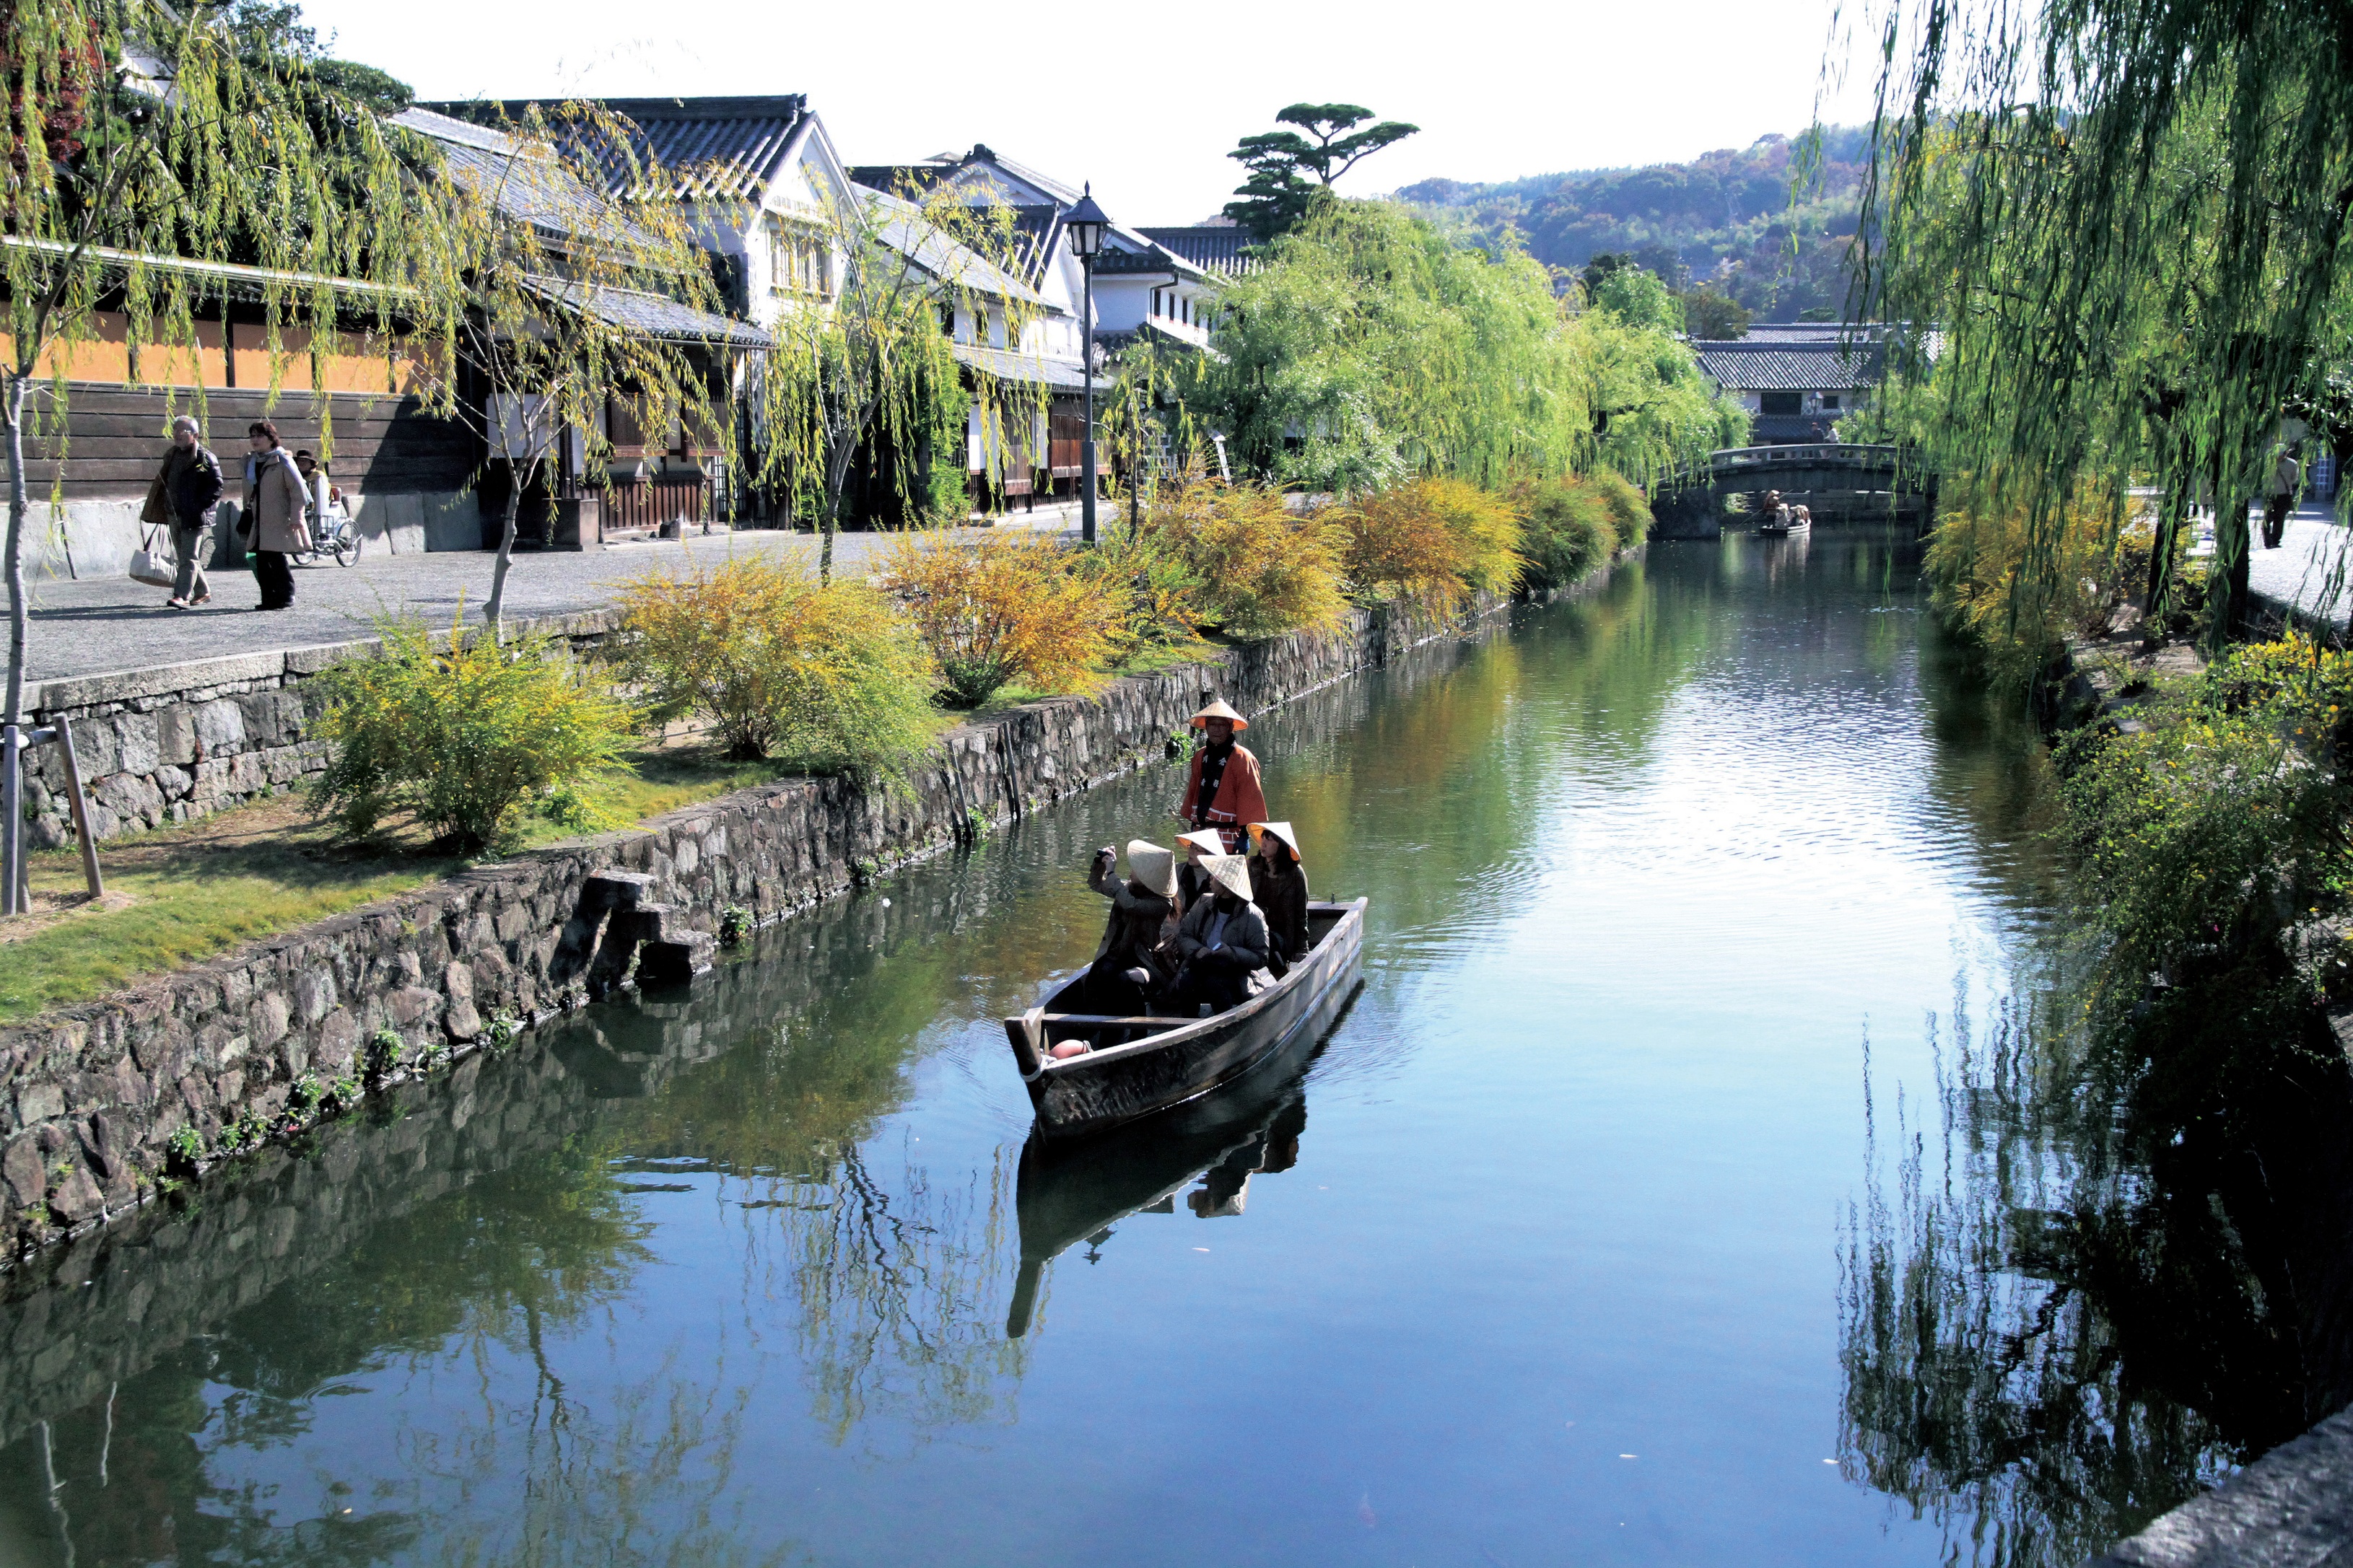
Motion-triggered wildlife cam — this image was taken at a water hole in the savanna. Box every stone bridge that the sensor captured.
[1651,444,1939,538]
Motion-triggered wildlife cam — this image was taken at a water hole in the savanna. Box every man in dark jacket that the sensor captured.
[159,416,224,608]
[1166,854,1272,1015]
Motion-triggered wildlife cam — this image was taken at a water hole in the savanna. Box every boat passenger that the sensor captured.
[1175,827,1226,911]
[1176,698,1269,855]
[1076,839,1181,1017]
[1166,854,1272,1016]
[1247,820,1311,968]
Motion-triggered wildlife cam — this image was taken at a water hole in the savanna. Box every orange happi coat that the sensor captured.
[1176,741,1268,833]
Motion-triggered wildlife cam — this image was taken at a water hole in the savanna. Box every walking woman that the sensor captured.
[243,420,309,610]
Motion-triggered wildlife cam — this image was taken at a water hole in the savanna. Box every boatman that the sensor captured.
[1175,697,1268,855]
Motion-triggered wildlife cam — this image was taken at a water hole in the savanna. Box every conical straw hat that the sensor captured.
[1201,854,1255,901]
[1176,829,1226,858]
[1247,821,1300,858]
[1125,839,1178,898]
[1190,698,1249,731]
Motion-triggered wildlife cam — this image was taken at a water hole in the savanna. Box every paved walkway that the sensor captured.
[2246,502,2353,629]
[13,518,1072,686]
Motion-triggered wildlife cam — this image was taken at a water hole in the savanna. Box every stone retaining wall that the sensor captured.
[0,568,1624,1264]
[20,608,624,846]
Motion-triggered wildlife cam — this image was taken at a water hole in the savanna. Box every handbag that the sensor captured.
[127,525,177,587]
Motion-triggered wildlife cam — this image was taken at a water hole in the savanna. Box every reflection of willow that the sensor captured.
[741,1139,1026,1455]
[1838,989,2296,1567]
[418,1349,787,1568]
[593,921,1039,1453]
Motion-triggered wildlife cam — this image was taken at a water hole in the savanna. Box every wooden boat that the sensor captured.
[1003,898,1367,1143]
[1758,504,1812,536]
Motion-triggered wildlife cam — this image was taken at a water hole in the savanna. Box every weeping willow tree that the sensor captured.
[416,100,741,639]
[1190,199,1741,494]
[1854,0,2353,647]
[0,0,473,905]
[755,178,1048,581]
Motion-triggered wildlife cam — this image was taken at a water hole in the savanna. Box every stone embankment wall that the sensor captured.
[0,568,1625,1263]
[20,609,621,848]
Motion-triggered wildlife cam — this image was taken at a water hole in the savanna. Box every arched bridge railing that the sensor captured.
[1659,443,1935,492]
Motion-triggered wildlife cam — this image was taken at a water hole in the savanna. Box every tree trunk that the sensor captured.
[821,427,860,586]
[3,375,27,732]
[2144,467,2186,630]
[2205,483,2253,652]
[1,375,26,915]
[484,463,523,646]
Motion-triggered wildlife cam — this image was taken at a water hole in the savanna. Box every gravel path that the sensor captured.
[13,517,1075,685]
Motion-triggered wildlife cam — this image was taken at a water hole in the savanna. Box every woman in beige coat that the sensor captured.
[243,420,310,610]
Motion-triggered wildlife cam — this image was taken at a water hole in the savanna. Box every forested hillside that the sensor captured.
[1397,126,1869,323]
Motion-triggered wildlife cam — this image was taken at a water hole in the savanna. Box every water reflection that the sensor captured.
[1838,936,2353,1560]
[1008,1057,1320,1336]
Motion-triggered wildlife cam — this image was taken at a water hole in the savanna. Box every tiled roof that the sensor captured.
[520,275,772,349]
[1138,227,1259,276]
[850,146,1082,208]
[857,188,1048,308]
[398,108,622,243]
[951,342,1091,390]
[1693,342,1878,391]
[422,96,808,202]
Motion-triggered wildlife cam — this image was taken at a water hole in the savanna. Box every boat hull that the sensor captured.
[1006,898,1367,1142]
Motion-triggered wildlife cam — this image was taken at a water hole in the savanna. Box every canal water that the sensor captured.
[0,531,2299,1566]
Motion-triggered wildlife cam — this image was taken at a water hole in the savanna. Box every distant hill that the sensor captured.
[1396,126,1871,323]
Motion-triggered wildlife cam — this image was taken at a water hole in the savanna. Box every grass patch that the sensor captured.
[0,730,955,1024]
[2,796,464,1022]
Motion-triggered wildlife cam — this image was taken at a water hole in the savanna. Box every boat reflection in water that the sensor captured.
[1005,1017,1335,1338]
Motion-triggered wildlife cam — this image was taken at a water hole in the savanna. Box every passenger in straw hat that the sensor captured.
[1167,853,1272,1015]
[1247,821,1311,968]
[1176,696,1268,855]
[1174,826,1226,911]
[1077,839,1182,1017]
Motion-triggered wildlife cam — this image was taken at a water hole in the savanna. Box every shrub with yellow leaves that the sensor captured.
[614,555,939,779]
[1132,476,1348,639]
[881,530,1129,706]
[1335,477,1525,610]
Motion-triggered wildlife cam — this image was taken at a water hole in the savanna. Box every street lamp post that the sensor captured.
[1063,185,1109,545]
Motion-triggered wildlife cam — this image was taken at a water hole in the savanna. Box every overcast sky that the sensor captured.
[300,0,1876,224]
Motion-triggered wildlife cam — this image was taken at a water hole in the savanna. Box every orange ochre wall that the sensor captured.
[0,312,424,394]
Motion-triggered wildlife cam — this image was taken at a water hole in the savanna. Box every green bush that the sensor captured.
[2058,631,2353,1086]
[1588,467,1654,550]
[1514,475,1616,588]
[1075,519,1207,660]
[308,614,629,852]
[614,556,940,778]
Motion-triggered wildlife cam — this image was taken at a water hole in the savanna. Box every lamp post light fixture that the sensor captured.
[1063,184,1109,544]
